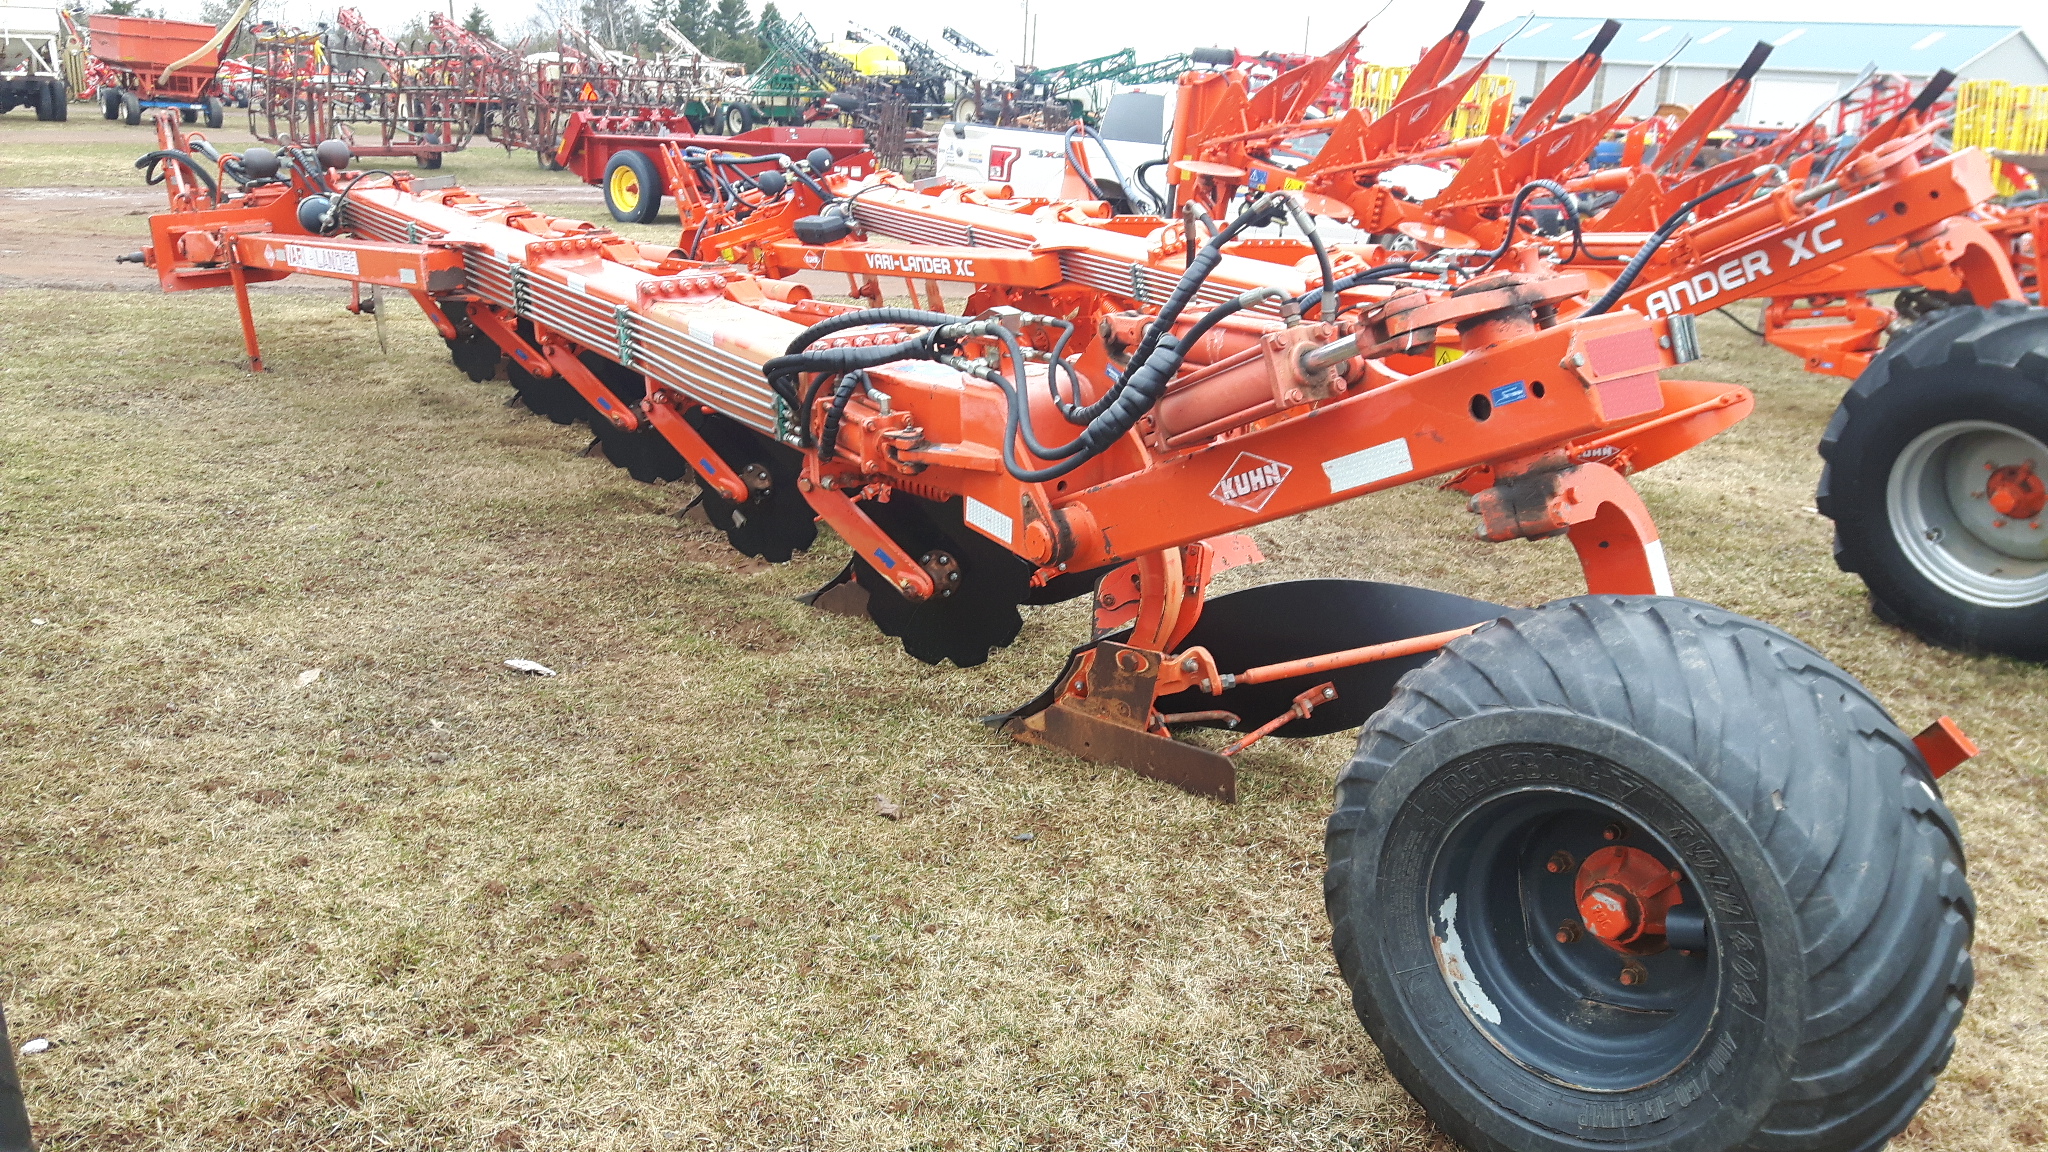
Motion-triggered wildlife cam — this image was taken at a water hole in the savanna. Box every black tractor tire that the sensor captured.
[102,87,119,119]
[602,149,662,224]
[122,90,141,125]
[1325,595,1973,1152]
[204,95,224,129]
[719,101,756,137]
[1818,300,2048,661]
[180,106,196,123]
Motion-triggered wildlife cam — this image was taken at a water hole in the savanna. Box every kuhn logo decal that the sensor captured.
[1211,453,1292,512]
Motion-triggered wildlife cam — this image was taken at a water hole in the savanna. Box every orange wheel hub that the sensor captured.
[1574,845,1685,953]
[1986,461,2046,521]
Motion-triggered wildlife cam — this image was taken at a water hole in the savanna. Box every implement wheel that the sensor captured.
[1819,300,2048,661]
[121,90,140,125]
[603,150,662,224]
[1325,596,1972,1152]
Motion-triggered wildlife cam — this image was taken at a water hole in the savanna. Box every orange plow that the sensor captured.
[118,70,1986,1149]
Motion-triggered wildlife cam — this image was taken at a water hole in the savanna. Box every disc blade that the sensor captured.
[1155,579,1507,737]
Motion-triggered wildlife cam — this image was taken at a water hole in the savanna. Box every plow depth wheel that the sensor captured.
[1820,300,2048,661]
[1325,596,1973,1152]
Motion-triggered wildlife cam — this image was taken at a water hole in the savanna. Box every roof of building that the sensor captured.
[1467,16,2025,74]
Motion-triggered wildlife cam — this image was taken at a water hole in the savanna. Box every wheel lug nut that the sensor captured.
[1602,822,1628,841]
[1555,921,1581,944]
[1545,850,1575,874]
[1619,958,1648,986]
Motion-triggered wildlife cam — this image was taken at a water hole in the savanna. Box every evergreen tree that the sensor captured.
[707,0,749,55]
[753,1,783,49]
[664,0,709,45]
[461,3,492,37]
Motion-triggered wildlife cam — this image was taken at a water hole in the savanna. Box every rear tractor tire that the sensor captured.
[1819,300,2048,661]
[1326,595,1972,1152]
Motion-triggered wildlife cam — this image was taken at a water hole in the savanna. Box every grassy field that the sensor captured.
[2,114,2046,1151]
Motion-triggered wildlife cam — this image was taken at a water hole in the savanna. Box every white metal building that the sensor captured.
[1460,18,2048,128]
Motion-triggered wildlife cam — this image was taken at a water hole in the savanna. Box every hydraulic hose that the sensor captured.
[1063,124,1140,214]
[134,150,220,203]
[1582,170,1760,316]
[1281,195,1336,320]
[1292,262,1416,315]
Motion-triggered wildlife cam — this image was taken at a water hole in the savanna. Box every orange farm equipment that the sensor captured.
[122,99,1986,1152]
[1159,7,2048,662]
[89,13,229,127]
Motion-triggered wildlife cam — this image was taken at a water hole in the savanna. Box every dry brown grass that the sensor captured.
[0,134,2045,1150]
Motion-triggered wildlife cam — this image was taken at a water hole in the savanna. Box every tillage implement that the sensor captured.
[122,110,1979,1152]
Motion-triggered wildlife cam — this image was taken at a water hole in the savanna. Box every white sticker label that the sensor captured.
[398,267,417,285]
[1322,438,1413,493]
[1644,538,1674,596]
[283,244,359,275]
[963,496,1013,544]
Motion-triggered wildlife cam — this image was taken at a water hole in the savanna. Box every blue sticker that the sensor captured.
[1490,381,1528,407]
[1248,168,1268,189]
[872,548,896,570]
[698,458,717,474]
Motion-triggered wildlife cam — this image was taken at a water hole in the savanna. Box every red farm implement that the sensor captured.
[120,93,1986,1151]
[243,9,475,167]
[554,109,872,223]
[89,12,230,127]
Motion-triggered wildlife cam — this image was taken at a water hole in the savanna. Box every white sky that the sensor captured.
[152,0,2047,77]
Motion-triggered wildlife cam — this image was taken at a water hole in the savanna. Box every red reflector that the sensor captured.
[1593,372,1663,420]
[1583,327,1662,379]
[1913,716,1978,779]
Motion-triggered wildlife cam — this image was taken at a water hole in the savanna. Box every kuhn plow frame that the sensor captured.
[118,5,1990,1132]
[1158,8,2047,660]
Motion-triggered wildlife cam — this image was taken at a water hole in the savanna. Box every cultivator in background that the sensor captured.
[244,9,474,167]
[122,84,1984,1149]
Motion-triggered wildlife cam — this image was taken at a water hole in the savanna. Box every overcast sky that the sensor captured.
[157,0,2047,77]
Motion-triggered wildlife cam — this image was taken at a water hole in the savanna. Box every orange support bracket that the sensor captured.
[539,340,640,431]
[642,395,752,504]
[797,477,936,601]
[227,257,263,372]
[1469,460,1672,596]
[466,304,555,379]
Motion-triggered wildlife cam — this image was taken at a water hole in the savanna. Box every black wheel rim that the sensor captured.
[1425,759,1718,1092]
